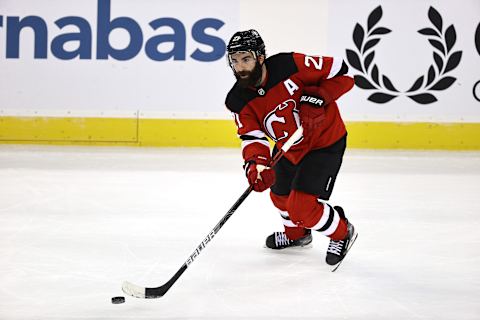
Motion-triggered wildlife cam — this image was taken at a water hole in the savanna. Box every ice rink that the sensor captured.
[0,145,479,320]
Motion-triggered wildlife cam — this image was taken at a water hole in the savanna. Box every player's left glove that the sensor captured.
[244,161,276,192]
[299,90,326,137]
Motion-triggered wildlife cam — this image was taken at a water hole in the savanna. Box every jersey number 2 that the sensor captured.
[304,55,323,70]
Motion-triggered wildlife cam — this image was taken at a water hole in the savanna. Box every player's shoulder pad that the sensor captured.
[264,53,299,89]
[225,53,299,113]
[225,84,256,113]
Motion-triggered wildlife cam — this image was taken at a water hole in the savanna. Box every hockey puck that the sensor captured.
[111,296,125,304]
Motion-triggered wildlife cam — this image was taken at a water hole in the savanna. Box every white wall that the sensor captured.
[1,0,479,122]
[328,0,480,122]
[239,0,328,56]
[0,0,240,118]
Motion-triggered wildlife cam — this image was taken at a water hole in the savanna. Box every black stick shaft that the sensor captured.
[146,185,253,297]
[144,127,303,298]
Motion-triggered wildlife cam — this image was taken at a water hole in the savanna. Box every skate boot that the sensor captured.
[325,206,357,266]
[265,229,312,249]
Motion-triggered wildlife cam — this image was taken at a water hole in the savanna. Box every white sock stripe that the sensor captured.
[310,201,331,230]
[278,210,297,227]
[317,211,340,236]
[282,218,298,228]
[278,210,290,220]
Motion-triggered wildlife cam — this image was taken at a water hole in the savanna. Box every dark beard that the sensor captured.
[235,61,263,88]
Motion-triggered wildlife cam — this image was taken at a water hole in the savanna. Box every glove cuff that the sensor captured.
[244,154,270,166]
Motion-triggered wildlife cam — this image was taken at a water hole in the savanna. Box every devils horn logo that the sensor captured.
[263,99,302,143]
[346,6,462,105]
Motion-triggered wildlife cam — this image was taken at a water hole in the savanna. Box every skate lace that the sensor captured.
[275,232,291,246]
[327,239,344,256]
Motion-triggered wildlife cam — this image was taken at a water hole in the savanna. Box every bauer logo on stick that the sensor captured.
[186,230,215,266]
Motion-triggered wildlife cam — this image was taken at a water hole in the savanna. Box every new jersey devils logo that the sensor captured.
[263,99,302,143]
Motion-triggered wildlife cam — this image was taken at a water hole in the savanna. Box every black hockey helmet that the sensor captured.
[227,29,265,67]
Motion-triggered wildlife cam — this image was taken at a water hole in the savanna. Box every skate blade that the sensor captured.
[263,243,313,250]
[331,231,358,272]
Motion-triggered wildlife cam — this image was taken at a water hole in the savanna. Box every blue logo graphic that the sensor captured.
[0,0,226,61]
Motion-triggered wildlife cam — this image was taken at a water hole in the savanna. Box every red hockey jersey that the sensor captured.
[225,52,354,165]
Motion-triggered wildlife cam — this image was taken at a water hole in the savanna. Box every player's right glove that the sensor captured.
[299,92,326,138]
[244,160,276,192]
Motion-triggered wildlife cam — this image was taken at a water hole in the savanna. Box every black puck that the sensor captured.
[111,296,125,304]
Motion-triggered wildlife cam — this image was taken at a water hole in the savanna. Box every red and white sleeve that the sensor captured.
[293,52,350,85]
[231,110,271,166]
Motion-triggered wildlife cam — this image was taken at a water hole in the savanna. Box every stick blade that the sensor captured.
[122,281,146,299]
[122,281,169,299]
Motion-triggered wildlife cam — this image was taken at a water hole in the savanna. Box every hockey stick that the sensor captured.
[122,127,304,299]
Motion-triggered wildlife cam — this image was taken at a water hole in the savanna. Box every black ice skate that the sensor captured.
[265,230,312,249]
[325,207,358,271]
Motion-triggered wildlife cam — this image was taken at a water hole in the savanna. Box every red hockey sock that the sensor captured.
[286,190,348,240]
[270,191,307,240]
[285,226,308,240]
[329,219,348,240]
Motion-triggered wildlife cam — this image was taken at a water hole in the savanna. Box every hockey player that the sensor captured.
[225,29,357,267]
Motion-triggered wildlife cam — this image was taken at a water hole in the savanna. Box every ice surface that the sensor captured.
[0,146,479,319]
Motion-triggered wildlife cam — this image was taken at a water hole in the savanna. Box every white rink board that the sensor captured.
[327,0,480,122]
[0,0,240,118]
[0,0,330,119]
[0,0,479,122]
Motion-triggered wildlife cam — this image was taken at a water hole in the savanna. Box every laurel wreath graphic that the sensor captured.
[346,6,398,103]
[346,6,462,104]
[476,22,480,56]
